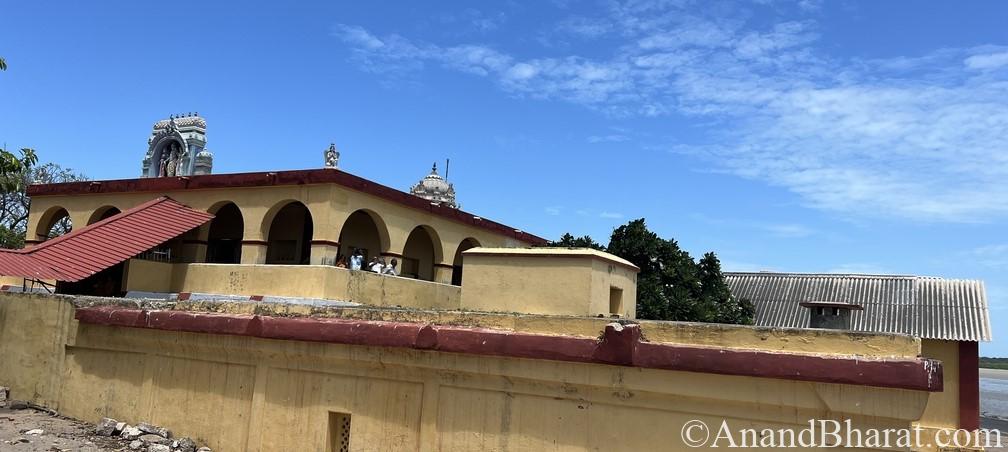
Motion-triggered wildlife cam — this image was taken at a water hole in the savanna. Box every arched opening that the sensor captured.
[337,210,387,264]
[206,202,244,263]
[87,206,121,225]
[36,207,72,242]
[451,238,481,286]
[265,201,313,265]
[401,226,441,281]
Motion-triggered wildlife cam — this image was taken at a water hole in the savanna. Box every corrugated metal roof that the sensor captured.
[725,272,992,342]
[0,197,212,282]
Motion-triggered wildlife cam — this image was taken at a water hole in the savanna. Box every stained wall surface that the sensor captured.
[0,293,958,452]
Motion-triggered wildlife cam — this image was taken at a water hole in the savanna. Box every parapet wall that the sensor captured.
[124,260,461,310]
[0,293,950,451]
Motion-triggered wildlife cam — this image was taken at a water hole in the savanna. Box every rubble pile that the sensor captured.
[95,417,212,452]
[2,384,212,452]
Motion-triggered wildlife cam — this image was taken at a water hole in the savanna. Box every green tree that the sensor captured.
[0,159,86,248]
[550,218,753,324]
[547,232,606,251]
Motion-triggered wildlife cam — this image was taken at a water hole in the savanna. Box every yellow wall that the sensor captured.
[25,181,535,284]
[918,339,961,429]
[123,259,176,293]
[0,293,75,407]
[0,293,946,452]
[460,248,638,318]
[123,261,461,310]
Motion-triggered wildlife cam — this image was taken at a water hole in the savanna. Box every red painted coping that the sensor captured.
[27,168,548,245]
[74,307,943,392]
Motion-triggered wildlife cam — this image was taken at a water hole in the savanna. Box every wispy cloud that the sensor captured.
[599,211,624,219]
[334,3,1008,223]
[760,223,815,238]
[964,51,1008,70]
[689,213,816,239]
[587,134,629,143]
[968,244,1008,269]
[544,206,562,216]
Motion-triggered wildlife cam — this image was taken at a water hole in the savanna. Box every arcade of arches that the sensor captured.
[29,195,530,286]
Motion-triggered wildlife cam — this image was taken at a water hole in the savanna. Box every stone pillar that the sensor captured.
[241,241,268,265]
[180,226,209,263]
[433,263,454,285]
[310,240,341,266]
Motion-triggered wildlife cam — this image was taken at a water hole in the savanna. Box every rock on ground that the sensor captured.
[0,406,131,451]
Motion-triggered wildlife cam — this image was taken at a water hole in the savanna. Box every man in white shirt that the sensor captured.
[349,249,363,271]
[382,258,398,276]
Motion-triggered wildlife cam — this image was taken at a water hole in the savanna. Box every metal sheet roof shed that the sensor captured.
[0,197,212,282]
[724,272,992,342]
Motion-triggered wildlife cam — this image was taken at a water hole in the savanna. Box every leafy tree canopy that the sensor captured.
[547,218,754,324]
[547,232,606,251]
[0,152,87,249]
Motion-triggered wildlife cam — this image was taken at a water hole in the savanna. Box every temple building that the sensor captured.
[141,113,213,177]
[410,163,457,208]
[23,115,548,298]
[0,115,989,452]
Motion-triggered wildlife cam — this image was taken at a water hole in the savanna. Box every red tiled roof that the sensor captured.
[0,197,212,282]
[26,168,547,245]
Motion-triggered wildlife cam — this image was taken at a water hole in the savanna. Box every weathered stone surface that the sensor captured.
[174,437,197,452]
[7,400,28,410]
[139,433,171,445]
[147,444,171,452]
[0,386,9,401]
[129,439,144,450]
[121,425,144,440]
[196,447,212,452]
[24,428,43,435]
[137,422,171,438]
[96,417,118,436]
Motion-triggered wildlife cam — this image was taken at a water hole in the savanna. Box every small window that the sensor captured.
[831,307,840,316]
[328,412,351,452]
[609,287,623,317]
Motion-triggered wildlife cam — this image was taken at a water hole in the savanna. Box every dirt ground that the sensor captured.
[0,407,130,451]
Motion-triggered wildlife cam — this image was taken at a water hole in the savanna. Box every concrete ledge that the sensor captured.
[463,246,640,272]
[74,306,943,392]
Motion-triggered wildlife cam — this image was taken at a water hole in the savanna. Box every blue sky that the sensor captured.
[1,1,1007,354]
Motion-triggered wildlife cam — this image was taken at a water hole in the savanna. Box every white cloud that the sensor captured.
[544,206,562,216]
[964,51,1008,70]
[760,223,814,238]
[690,213,816,238]
[334,24,385,50]
[334,5,1008,223]
[599,211,624,219]
[968,244,1008,269]
[587,134,629,143]
[555,17,613,38]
